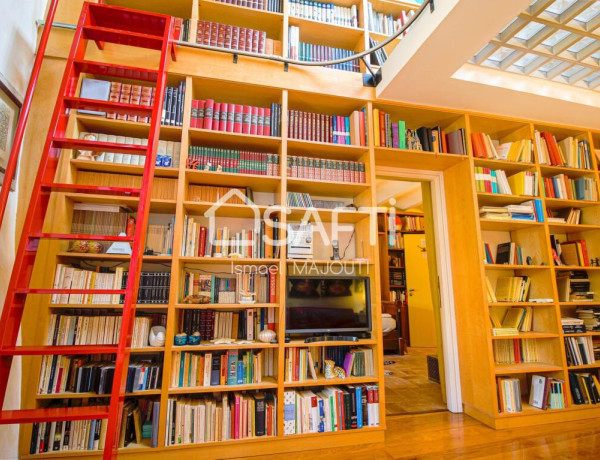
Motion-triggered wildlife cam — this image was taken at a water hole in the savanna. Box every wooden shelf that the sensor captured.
[567,363,600,370]
[173,342,278,351]
[540,164,596,177]
[56,252,172,262]
[175,303,278,309]
[180,257,280,265]
[548,223,600,233]
[284,375,378,387]
[477,192,538,206]
[285,339,376,347]
[287,138,368,160]
[183,200,270,218]
[563,332,600,336]
[484,264,549,270]
[473,158,536,174]
[186,169,281,192]
[36,389,161,399]
[286,178,370,197]
[288,16,364,49]
[286,259,372,265]
[169,377,278,394]
[494,363,563,374]
[71,159,179,177]
[198,0,284,38]
[374,146,466,171]
[544,198,599,210]
[491,332,559,340]
[479,218,543,231]
[554,266,600,271]
[286,206,371,223]
[62,192,176,213]
[488,301,555,307]
[188,127,282,149]
[49,303,168,310]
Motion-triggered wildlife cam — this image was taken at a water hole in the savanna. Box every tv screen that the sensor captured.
[285,277,371,334]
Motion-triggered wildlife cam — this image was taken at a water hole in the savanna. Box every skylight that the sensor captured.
[471,0,600,90]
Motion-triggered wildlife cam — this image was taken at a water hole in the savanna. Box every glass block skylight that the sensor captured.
[471,0,600,89]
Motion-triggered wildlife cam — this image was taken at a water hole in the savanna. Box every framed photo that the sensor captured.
[0,78,21,192]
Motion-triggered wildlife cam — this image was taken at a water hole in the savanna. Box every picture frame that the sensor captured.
[0,75,22,192]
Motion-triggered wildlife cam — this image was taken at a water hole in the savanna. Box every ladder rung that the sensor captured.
[74,59,159,82]
[41,183,142,197]
[88,3,167,37]
[0,345,119,356]
[0,406,110,424]
[63,97,153,117]
[52,137,148,154]
[83,25,163,51]
[30,233,134,242]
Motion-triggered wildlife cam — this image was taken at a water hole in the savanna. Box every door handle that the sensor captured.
[408,288,415,297]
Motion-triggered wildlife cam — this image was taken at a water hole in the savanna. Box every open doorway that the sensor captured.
[376,178,446,415]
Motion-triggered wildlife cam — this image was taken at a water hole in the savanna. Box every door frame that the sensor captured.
[376,165,462,413]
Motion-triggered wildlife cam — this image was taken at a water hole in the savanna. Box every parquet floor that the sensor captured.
[384,347,446,415]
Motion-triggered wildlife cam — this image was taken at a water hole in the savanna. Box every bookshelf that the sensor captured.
[14,0,600,457]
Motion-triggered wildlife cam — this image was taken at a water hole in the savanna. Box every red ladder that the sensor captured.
[0,2,173,458]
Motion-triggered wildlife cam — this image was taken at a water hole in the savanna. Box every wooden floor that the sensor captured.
[384,347,446,415]
[241,411,600,459]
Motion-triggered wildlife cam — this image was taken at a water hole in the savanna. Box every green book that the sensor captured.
[398,120,406,149]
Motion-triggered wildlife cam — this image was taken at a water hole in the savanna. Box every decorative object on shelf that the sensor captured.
[69,240,90,253]
[75,132,99,161]
[187,331,201,345]
[149,326,166,347]
[333,366,347,379]
[331,239,341,261]
[107,232,132,254]
[174,333,188,346]
[526,256,533,265]
[239,290,257,304]
[258,328,276,343]
[324,359,336,379]
[212,338,235,345]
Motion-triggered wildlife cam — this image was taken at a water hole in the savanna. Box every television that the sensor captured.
[285,276,371,334]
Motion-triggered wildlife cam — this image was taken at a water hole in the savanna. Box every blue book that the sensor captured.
[237,361,244,384]
[88,419,96,450]
[344,116,351,144]
[151,401,160,447]
[356,386,363,428]
[490,170,498,194]
[179,353,185,387]
[533,199,544,222]
[332,116,337,143]
[227,351,238,385]
[318,398,325,432]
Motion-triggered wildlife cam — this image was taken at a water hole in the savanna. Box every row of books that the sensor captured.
[493,338,539,364]
[196,20,277,55]
[79,78,155,123]
[187,185,252,204]
[479,200,544,222]
[51,265,125,305]
[389,271,405,287]
[290,0,359,28]
[565,336,597,367]
[173,17,191,42]
[290,35,361,72]
[489,306,533,336]
[182,272,276,305]
[390,215,424,232]
[287,156,366,183]
[474,168,538,196]
[46,313,165,347]
[170,349,276,388]
[71,202,131,238]
[535,132,592,169]
[76,171,177,200]
[76,132,150,168]
[284,347,374,382]
[214,0,282,13]
[145,217,175,255]
[187,146,281,176]
[543,175,598,201]
[287,108,367,145]
[368,38,388,66]
[30,400,159,453]
[561,316,587,334]
[367,1,414,36]
[287,192,314,207]
[165,393,277,444]
[372,110,467,155]
[284,385,380,434]
[529,375,567,410]
[551,236,590,266]
[486,276,531,303]
[189,100,281,136]
[178,308,276,342]
[162,83,186,127]
[570,371,600,405]
[546,207,581,225]
[181,220,279,259]
[38,355,161,395]
[471,133,533,163]
[483,241,525,265]
[496,377,521,413]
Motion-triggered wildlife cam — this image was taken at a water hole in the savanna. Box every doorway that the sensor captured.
[375,168,462,416]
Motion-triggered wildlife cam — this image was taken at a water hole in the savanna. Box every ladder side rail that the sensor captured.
[103,15,173,459]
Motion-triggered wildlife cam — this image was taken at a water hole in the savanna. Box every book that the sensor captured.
[78,78,111,116]
[287,156,366,183]
[186,146,280,176]
[287,109,366,145]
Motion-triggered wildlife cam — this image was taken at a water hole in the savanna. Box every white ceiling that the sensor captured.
[377,0,600,130]
[375,179,423,210]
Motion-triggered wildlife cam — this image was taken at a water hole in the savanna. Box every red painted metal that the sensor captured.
[0,3,173,458]
[0,0,59,228]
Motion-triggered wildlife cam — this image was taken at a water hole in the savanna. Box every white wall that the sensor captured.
[0,1,48,457]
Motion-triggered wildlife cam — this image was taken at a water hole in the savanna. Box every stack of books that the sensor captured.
[546,208,581,224]
[490,306,533,336]
[479,200,544,222]
[561,317,586,334]
[286,192,313,207]
[187,185,251,204]
[576,307,600,331]
[76,171,177,200]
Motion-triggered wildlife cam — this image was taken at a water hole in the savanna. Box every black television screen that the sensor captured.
[285,276,371,333]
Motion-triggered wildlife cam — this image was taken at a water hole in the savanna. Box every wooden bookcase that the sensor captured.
[14,0,600,457]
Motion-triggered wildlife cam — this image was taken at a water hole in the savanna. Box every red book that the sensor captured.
[219,103,228,131]
[203,99,214,130]
[106,81,122,120]
[238,27,247,51]
[224,24,233,49]
[246,28,253,52]
[358,110,365,146]
[257,107,264,136]
[263,108,271,136]
[252,29,260,53]
[541,132,563,166]
[197,99,206,126]
[250,106,259,135]
[231,26,240,50]
[226,103,235,132]
[217,23,226,48]
[196,20,205,45]
[198,226,207,257]
[209,22,218,47]
[242,105,252,134]
[441,130,448,153]
[126,216,135,237]
[212,102,221,131]
[379,111,386,147]
[471,132,486,158]
[233,104,243,133]
[173,17,182,40]
[190,99,199,128]
[258,30,266,54]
